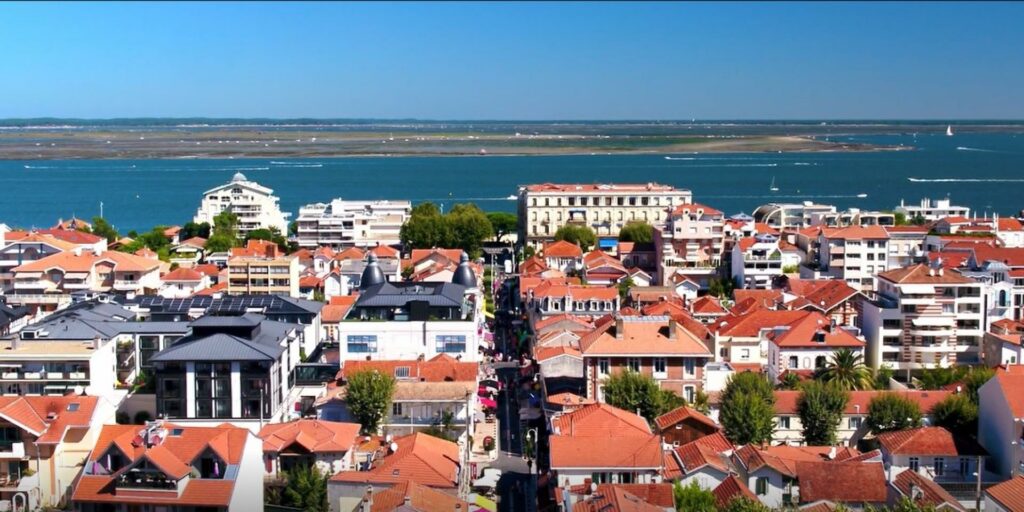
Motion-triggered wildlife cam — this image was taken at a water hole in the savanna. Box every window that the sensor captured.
[618,472,634,484]
[902,305,916,314]
[740,349,751,360]
[653,358,667,378]
[394,367,410,378]
[960,457,970,476]
[598,359,610,375]
[756,477,768,495]
[139,336,160,368]
[909,457,920,472]
[849,417,863,429]
[933,458,945,477]
[392,403,403,416]
[684,386,695,402]
[435,335,467,353]
[684,358,696,377]
[788,356,798,369]
[627,358,641,372]
[778,417,790,429]
[347,335,378,353]
[194,363,232,419]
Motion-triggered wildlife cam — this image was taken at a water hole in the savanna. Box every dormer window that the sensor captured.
[196,449,226,479]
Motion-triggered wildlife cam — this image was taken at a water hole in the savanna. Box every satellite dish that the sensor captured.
[73,386,84,396]
[389,442,399,453]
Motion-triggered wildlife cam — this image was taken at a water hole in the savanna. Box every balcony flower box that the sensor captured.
[23,373,41,380]
[0,373,17,380]
[69,372,87,380]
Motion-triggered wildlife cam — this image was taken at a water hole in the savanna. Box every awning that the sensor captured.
[598,238,618,249]
[900,284,937,294]
[479,397,498,409]
[912,317,955,326]
[474,495,497,512]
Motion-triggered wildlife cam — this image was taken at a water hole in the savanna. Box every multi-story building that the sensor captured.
[811,225,890,291]
[194,172,289,238]
[860,264,985,369]
[0,232,80,292]
[895,197,970,222]
[72,421,264,511]
[295,199,410,249]
[807,208,896,228]
[765,312,866,384]
[517,183,692,249]
[581,315,713,402]
[226,243,299,297]
[656,202,725,289]
[731,235,791,290]
[751,201,837,230]
[883,226,929,269]
[549,403,662,486]
[258,419,362,476]
[979,365,1024,479]
[525,282,620,320]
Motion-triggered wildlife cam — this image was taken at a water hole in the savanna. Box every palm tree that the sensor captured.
[819,348,872,391]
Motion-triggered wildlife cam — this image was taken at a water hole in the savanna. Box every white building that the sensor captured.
[860,264,985,369]
[751,202,837,230]
[812,225,891,291]
[978,365,1024,479]
[655,202,725,289]
[731,234,789,290]
[295,199,410,249]
[895,198,970,222]
[765,312,866,384]
[194,172,289,237]
[517,183,692,249]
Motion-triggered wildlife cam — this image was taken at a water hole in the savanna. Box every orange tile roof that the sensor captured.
[341,357,478,383]
[545,240,584,259]
[733,289,783,310]
[73,476,236,507]
[259,419,361,454]
[178,236,207,248]
[231,239,280,258]
[691,295,727,315]
[193,281,227,296]
[713,475,758,509]
[785,279,860,312]
[3,232,78,251]
[369,245,400,259]
[796,461,887,504]
[532,282,619,301]
[579,316,712,356]
[654,406,719,432]
[712,309,810,338]
[774,390,952,416]
[892,469,966,511]
[999,218,1024,231]
[0,395,99,444]
[552,434,662,470]
[192,263,221,277]
[552,403,652,437]
[161,267,204,282]
[672,432,733,474]
[734,445,862,478]
[367,480,471,512]
[13,249,160,273]
[877,264,974,284]
[330,433,459,488]
[877,426,984,457]
[572,484,667,512]
[985,475,1024,512]
[35,229,104,245]
[826,225,890,240]
[535,345,582,361]
[322,297,357,323]
[334,247,366,261]
[971,246,1024,267]
[768,312,865,348]
[672,202,723,217]
[533,313,594,332]
[547,392,595,407]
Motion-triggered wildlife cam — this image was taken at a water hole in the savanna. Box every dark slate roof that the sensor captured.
[189,313,263,328]
[126,294,324,315]
[355,282,467,308]
[20,300,187,340]
[149,333,281,362]
[0,302,30,328]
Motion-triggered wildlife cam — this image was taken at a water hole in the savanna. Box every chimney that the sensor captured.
[403,496,412,506]
[93,335,102,350]
[615,316,624,339]
[668,318,677,340]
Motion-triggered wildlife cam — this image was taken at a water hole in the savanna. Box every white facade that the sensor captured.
[335,320,481,362]
[895,198,970,222]
[656,203,725,289]
[817,232,890,291]
[978,374,1024,479]
[767,343,865,384]
[752,202,837,230]
[157,275,211,298]
[731,236,785,289]
[194,173,289,237]
[295,199,411,249]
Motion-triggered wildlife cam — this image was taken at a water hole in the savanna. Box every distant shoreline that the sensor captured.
[0,132,908,160]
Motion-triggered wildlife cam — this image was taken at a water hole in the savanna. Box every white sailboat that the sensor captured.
[946,125,954,136]
[770,177,779,192]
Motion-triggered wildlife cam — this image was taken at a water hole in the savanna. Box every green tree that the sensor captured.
[708,276,736,299]
[400,202,454,249]
[602,370,682,424]
[672,480,716,512]
[618,221,654,244]
[690,390,711,415]
[205,211,241,253]
[245,226,288,250]
[797,381,850,445]
[873,365,895,390]
[866,392,923,435]
[720,373,776,445]
[818,348,873,391]
[447,203,494,257]
[893,212,908,226]
[719,497,772,512]
[962,367,996,405]
[930,394,978,439]
[180,221,211,240]
[281,464,328,512]
[777,372,802,390]
[90,216,119,243]
[486,211,518,242]
[917,367,967,390]
[554,225,597,252]
[345,370,396,434]
[617,276,635,301]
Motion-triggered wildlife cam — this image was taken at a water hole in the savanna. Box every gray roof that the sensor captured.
[20,300,188,340]
[359,254,387,290]
[150,333,281,362]
[126,294,324,316]
[355,282,466,308]
[189,313,263,328]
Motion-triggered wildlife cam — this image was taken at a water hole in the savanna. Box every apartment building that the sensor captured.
[295,199,410,249]
[0,233,81,292]
[226,242,299,297]
[581,315,713,402]
[884,226,929,269]
[978,366,1024,479]
[895,197,970,222]
[807,208,896,228]
[731,235,794,290]
[517,182,692,249]
[656,202,725,289]
[751,201,837,230]
[549,403,662,486]
[765,312,866,384]
[860,264,985,369]
[194,172,289,237]
[812,225,890,291]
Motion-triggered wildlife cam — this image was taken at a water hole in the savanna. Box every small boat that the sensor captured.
[505,195,517,200]
[946,125,954,136]
[856,193,868,198]
[770,177,779,192]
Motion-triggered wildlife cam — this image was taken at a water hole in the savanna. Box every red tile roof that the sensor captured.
[971,246,1024,268]
[525,182,677,192]
[545,240,584,259]
[892,469,966,511]
[672,432,733,474]
[35,228,104,245]
[877,426,984,457]
[161,267,204,282]
[985,475,1024,512]
[785,279,859,312]
[366,480,471,512]
[335,247,366,261]
[340,357,478,383]
[330,433,459,488]
[691,296,727,315]
[654,405,718,432]
[713,475,758,509]
[552,435,662,470]
[322,295,357,323]
[535,345,582,361]
[825,225,890,240]
[711,309,810,338]
[0,395,99,444]
[796,461,887,504]
[774,390,952,415]
[193,263,221,277]
[547,392,594,407]
[877,264,974,284]
[259,419,361,454]
[579,316,712,357]
[673,202,723,217]
[734,289,783,310]
[572,484,667,512]
[767,312,865,348]
[552,403,652,437]
[13,249,160,273]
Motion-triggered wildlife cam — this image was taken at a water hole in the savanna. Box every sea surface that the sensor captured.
[1,130,1022,233]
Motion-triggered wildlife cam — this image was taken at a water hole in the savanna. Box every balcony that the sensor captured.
[113,280,140,290]
[0,443,25,460]
[115,470,178,491]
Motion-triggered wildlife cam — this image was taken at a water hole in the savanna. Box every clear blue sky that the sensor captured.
[2,1,1022,120]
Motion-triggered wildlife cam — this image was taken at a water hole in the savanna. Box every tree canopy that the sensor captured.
[930,394,978,439]
[672,481,716,512]
[797,381,849,445]
[205,211,241,253]
[245,226,288,250]
[818,348,873,391]
[554,225,597,252]
[345,370,396,434]
[89,216,119,243]
[602,370,684,424]
[720,372,776,445]
[866,393,923,435]
[486,211,518,242]
[280,464,328,512]
[400,202,494,257]
[618,221,654,244]
[180,221,211,240]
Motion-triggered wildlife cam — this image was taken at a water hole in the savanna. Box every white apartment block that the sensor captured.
[295,199,411,249]
[895,197,970,222]
[194,172,289,237]
[517,183,692,249]
[808,208,896,228]
[751,201,837,230]
[731,235,791,290]
[656,202,725,289]
[859,264,984,370]
[815,226,890,291]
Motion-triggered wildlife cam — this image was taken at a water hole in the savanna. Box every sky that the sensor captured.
[1,1,1022,120]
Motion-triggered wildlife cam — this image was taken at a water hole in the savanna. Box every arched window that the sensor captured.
[999,290,1009,307]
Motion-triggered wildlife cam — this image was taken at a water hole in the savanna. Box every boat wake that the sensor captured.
[908,177,1024,183]
[664,156,696,160]
[955,147,995,152]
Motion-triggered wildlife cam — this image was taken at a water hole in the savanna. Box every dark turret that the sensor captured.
[360,253,386,290]
[451,252,477,288]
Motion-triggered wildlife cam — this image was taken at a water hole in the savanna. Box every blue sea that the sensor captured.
[1,130,1023,233]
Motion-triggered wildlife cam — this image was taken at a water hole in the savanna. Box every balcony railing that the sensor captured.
[116,473,178,491]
